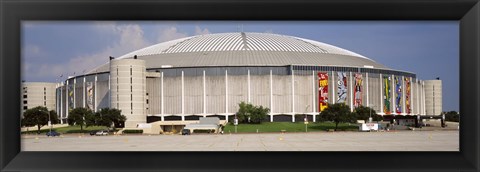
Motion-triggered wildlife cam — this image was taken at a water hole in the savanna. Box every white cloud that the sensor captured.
[264,29,274,34]
[194,26,211,35]
[23,45,45,58]
[157,26,189,42]
[24,23,215,81]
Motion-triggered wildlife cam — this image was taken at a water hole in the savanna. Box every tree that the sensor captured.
[236,102,270,124]
[48,110,60,124]
[21,106,50,133]
[443,111,459,122]
[352,106,383,122]
[318,103,356,131]
[95,108,126,130]
[67,107,93,131]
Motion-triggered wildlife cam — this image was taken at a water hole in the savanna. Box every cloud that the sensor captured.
[24,23,215,81]
[158,26,189,42]
[194,26,210,35]
[23,45,45,58]
[24,23,152,80]
[264,29,274,34]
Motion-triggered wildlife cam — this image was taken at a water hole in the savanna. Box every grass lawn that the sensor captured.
[223,122,359,133]
[22,125,110,134]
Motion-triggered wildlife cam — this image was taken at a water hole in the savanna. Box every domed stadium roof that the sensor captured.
[89,32,388,73]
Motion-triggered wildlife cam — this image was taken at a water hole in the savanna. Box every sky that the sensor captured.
[21,21,459,111]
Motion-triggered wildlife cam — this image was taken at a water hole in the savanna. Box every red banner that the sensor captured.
[318,72,329,112]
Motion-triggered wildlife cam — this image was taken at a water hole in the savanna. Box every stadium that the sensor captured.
[54,32,439,129]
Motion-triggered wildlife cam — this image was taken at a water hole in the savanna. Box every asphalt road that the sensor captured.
[22,130,459,151]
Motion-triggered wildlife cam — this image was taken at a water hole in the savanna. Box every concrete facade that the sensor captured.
[424,80,443,115]
[48,32,443,128]
[21,82,57,116]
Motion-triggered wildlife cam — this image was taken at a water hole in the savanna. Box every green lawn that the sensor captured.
[223,122,359,133]
[22,125,109,134]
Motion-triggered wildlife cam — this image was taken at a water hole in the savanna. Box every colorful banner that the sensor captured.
[383,76,391,114]
[337,72,347,104]
[405,77,411,114]
[318,72,329,112]
[395,76,402,114]
[353,73,363,108]
[86,82,94,111]
[68,84,74,110]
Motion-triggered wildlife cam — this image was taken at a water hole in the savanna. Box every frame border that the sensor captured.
[1,0,479,171]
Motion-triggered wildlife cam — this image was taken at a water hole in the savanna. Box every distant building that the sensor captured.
[21,82,57,116]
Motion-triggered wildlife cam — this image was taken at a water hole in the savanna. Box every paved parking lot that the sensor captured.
[22,130,459,151]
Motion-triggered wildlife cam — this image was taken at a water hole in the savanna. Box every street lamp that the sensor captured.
[304,105,310,132]
[48,110,52,133]
[368,104,375,123]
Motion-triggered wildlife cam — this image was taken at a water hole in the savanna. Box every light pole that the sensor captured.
[368,104,375,123]
[48,110,52,133]
[304,105,310,132]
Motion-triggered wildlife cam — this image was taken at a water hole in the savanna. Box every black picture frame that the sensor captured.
[1,0,479,171]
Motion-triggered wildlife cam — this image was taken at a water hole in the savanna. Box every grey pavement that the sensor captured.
[21,130,459,151]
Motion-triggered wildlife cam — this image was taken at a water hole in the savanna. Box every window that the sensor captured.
[23,100,27,104]
[23,95,27,98]
[23,106,28,110]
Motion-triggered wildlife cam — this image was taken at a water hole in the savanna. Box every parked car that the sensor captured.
[46,131,60,137]
[89,130,98,136]
[181,129,191,135]
[95,130,109,136]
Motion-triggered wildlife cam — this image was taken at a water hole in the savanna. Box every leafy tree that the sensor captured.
[318,103,356,131]
[48,110,60,124]
[443,111,459,122]
[352,106,383,122]
[95,108,126,130]
[67,107,94,131]
[236,102,270,124]
[22,106,57,133]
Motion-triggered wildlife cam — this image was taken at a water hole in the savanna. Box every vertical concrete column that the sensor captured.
[247,69,251,103]
[161,72,164,121]
[83,77,86,107]
[379,74,383,115]
[410,77,413,115]
[415,79,419,115]
[366,73,369,107]
[181,71,185,121]
[331,71,335,104]
[203,70,206,118]
[422,81,426,115]
[312,70,316,122]
[270,70,273,122]
[291,69,295,122]
[66,80,69,118]
[108,73,111,108]
[73,79,76,109]
[225,70,228,115]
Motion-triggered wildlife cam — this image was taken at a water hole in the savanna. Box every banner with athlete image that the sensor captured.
[353,73,363,108]
[318,72,328,112]
[68,84,74,110]
[383,76,391,114]
[337,72,347,104]
[405,77,411,114]
[86,82,94,111]
[395,76,402,114]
